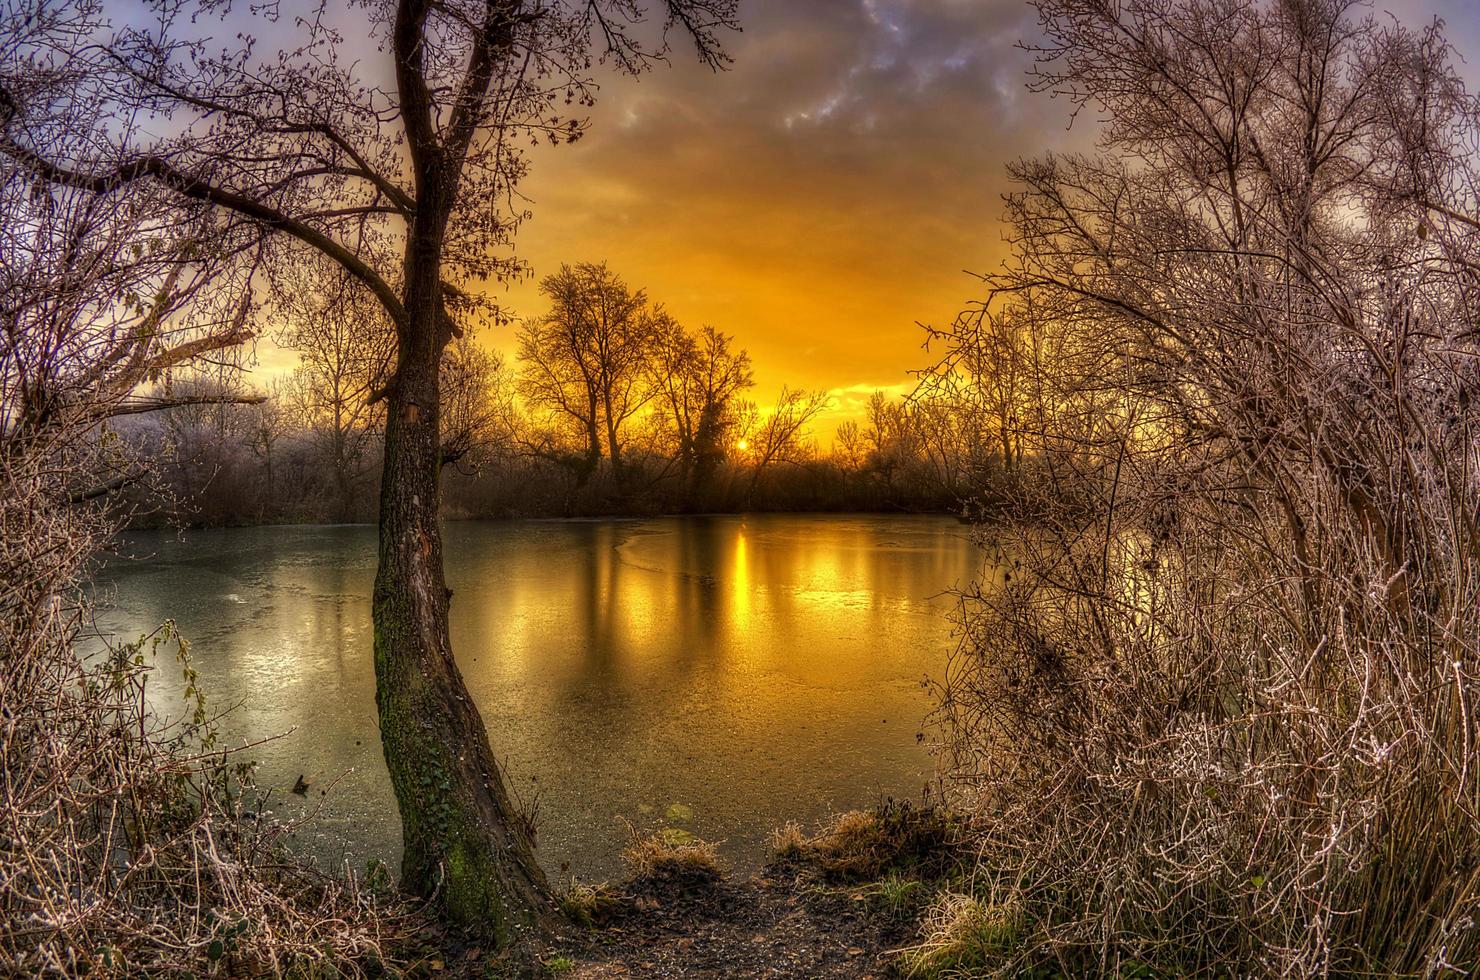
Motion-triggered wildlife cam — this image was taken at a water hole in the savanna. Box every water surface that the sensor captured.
[95,514,981,880]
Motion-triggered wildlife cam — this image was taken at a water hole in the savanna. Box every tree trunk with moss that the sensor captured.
[372,212,551,945]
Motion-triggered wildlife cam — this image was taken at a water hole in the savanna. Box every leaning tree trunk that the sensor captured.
[371,275,551,947]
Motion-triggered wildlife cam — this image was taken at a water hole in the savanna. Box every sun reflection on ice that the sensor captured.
[730,523,752,632]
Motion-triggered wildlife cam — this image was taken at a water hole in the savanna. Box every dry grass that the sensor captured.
[771,802,953,881]
[622,828,724,884]
[768,821,808,863]
[558,879,620,928]
[0,608,412,977]
[804,810,890,880]
[894,893,1022,979]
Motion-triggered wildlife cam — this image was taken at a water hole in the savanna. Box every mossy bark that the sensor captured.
[372,244,551,947]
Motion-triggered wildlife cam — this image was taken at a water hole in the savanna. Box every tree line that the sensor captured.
[129,261,1017,525]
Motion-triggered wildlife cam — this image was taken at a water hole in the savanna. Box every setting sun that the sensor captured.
[735,439,749,452]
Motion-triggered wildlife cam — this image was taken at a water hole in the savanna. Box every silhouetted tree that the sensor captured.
[743,386,829,501]
[441,337,516,471]
[518,263,662,483]
[862,390,918,493]
[650,320,753,504]
[275,263,392,521]
[246,382,292,512]
[834,419,867,474]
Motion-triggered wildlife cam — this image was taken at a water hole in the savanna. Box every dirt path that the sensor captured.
[559,868,910,979]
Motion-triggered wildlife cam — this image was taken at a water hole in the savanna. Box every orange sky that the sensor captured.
[486,0,1071,439]
[255,0,1480,442]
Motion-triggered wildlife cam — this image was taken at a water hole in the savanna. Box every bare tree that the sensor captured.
[274,263,392,521]
[904,385,977,498]
[951,305,1027,474]
[441,336,516,471]
[742,386,829,501]
[919,291,1105,498]
[650,319,753,503]
[833,419,867,474]
[0,0,737,945]
[517,262,661,483]
[861,391,918,494]
[245,378,293,512]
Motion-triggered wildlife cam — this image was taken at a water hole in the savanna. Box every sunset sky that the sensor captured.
[492,0,1072,437]
[255,0,1480,441]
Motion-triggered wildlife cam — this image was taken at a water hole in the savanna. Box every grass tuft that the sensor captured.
[867,871,926,922]
[622,828,724,885]
[769,821,807,862]
[894,893,1022,978]
[773,800,953,881]
[558,878,619,928]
